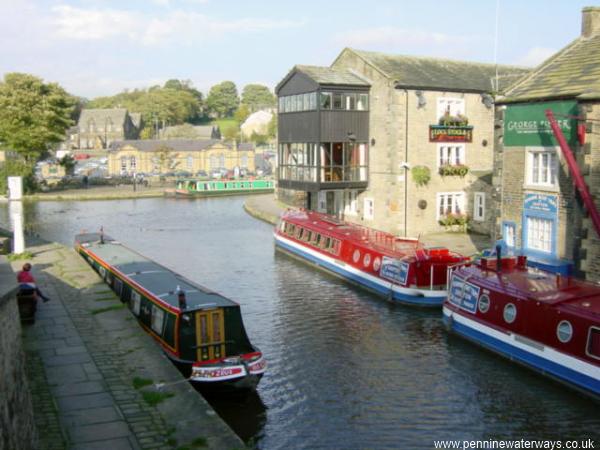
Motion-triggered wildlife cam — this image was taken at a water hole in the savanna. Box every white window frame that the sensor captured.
[437,97,465,119]
[436,192,465,219]
[526,147,559,189]
[317,191,327,213]
[437,143,465,167]
[344,190,358,216]
[503,222,516,248]
[473,192,485,222]
[186,155,193,170]
[151,305,165,335]
[526,216,553,253]
[363,198,374,220]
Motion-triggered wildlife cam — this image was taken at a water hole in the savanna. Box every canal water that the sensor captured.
[1,197,599,449]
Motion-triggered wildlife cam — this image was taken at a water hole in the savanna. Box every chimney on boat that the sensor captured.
[582,6,600,37]
[177,286,187,310]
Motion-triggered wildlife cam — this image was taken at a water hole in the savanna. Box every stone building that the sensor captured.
[68,109,141,150]
[108,139,255,176]
[161,124,221,140]
[276,49,529,236]
[493,7,600,279]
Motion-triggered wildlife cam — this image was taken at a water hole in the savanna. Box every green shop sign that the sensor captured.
[504,100,577,147]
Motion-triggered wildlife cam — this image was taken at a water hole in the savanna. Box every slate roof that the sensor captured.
[238,143,255,152]
[500,33,600,103]
[295,65,371,86]
[161,125,221,140]
[78,108,129,127]
[338,48,530,93]
[109,139,227,152]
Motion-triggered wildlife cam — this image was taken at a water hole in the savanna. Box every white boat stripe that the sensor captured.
[443,306,600,380]
[275,234,446,298]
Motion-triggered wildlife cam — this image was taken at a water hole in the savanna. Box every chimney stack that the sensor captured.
[582,6,600,37]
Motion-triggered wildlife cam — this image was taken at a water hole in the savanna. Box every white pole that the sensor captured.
[9,199,25,254]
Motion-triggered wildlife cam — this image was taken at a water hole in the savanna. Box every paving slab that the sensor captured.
[68,421,131,443]
[62,406,122,427]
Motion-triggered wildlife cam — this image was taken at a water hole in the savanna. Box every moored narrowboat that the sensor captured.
[74,232,266,391]
[274,209,467,306]
[443,253,600,399]
[166,178,274,198]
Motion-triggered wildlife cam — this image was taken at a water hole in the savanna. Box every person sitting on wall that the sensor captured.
[17,263,51,302]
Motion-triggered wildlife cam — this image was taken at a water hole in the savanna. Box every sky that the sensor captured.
[0,0,595,99]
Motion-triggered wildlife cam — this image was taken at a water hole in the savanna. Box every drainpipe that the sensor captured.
[400,86,409,237]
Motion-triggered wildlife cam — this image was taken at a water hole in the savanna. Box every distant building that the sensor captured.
[161,124,221,140]
[275,50,529,236]
[66,108,141,150]
[107,139,254,176]
[241,110,274,138]
[493,7,600,279]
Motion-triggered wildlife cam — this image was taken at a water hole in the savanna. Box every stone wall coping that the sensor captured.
[0,256,17,306]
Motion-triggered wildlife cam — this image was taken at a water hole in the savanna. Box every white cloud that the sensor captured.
[50,5,303,46]
[515,47,556,67]
[333,26,471,49]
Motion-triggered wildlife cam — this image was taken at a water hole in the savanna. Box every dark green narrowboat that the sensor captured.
[74,232,266,390]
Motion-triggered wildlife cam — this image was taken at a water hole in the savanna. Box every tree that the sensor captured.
[267,114,277,140]
[0,73,75,162]
[58,154,76,175]
[234,104,251,124]
[250,131,269,146]
[206,81,239,118]
[222,124,240,142]
[241,84,275,112]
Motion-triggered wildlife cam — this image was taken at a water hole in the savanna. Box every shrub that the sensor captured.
[438,213,469,227]
[411,165,431,186]
[438,164,469,177]
[0,159,38,194]
[438,113,469,126]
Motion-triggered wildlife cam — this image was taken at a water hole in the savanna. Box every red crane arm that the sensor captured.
[545,109,600,239]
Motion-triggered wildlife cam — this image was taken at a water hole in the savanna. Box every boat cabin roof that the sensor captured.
[281,209,433,259]
[458,262,600,317]
[76,233,237,311]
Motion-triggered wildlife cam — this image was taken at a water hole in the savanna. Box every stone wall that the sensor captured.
[332,52,496,237]
[0,257,38,450]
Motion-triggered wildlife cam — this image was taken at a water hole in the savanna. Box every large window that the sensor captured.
[526,217,553,253]
[186,155,193,170]
[437,97,465,119]
[344,190,358,216]
[129,156,136,171]
[120,156,127,173]
[438,144,465,166]
[527,148,558,188]
[437,192,464,219]
[280,91,368,113]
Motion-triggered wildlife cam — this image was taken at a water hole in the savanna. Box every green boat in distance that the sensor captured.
[166,178,275,198]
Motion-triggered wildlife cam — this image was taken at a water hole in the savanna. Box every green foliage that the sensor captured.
[0,73,75,161]
[7,251,34,261]
[190,437,208,447]
[206,81,239,118]
[139,127,154,140]
[58,154,76,175]
[141,390,174,406]
[438,112,469,126]
[132,376,153,389]
[234,104,251,124]
[162,123,201,139]
[438,213,469,228]
[0,158,37,194]
[411,165,431,186]
[438,164,469,177]
[213,118,240,142]
[241,84,275,112]
[267,114,277,139]
[250,131,269,146]
[87,81,203,135]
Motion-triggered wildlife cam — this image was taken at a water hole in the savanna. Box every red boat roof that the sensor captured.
[457,260,600,317]
[281,209,460,260]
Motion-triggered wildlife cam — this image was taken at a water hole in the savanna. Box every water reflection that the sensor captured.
[1,198,599,449]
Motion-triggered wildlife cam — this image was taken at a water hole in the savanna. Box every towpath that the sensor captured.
[10,238,244,450]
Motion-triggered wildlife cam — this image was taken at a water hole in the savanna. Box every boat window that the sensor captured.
[363,253,371,268]
[373,256,381,271]
[279,221,286,232]
[99,266,106,279]
[296,227,304,240]
[478,294,490,313]
[322,236,331,249]
[212,312,221,342]
[353,249,361,263]
[151,305,165,335]
[587,327,600,360]
[557,320,573,343]
[314,234,322,247]
[303,230,312,242]
[130,291,141,316]
[503,303,517,324]
[113,278,123,297]
[199,315,209,343]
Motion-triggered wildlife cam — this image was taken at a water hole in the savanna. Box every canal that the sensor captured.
[2,196,599,449]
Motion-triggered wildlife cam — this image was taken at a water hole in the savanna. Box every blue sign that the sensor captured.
[380,257,409,285]
[449,275,480,313]
[524,194,558,214]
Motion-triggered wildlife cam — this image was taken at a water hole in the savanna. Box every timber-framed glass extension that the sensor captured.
[278,142,368,184]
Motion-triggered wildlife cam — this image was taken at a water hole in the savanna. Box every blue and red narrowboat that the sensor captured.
[443,253,600,399]
[274,209,467,307]
[74,232,266,391]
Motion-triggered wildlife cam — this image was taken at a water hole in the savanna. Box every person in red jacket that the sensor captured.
[17,263,51,302]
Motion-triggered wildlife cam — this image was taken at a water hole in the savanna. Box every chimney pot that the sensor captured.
[582,6,600,37]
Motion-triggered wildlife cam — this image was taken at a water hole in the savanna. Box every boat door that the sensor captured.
[195,309,226,361]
